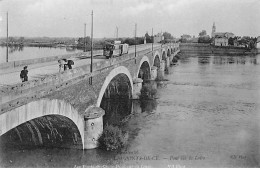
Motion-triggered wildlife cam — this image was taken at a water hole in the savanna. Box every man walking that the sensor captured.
[20,66,28,82]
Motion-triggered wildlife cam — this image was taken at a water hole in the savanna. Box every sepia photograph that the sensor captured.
[0,0,259,168]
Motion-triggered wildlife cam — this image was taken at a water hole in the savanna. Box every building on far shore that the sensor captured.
[191,37,198,43]
[257,36,260,48]
[211,22,235,46]
[154,33,164,43]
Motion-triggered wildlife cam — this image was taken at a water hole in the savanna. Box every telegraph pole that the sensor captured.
[135,23,137,57]
[90,10,93,85]
[161,30,163,53]
[84,23,86,52]
[116,26,118,39]
[152,28,153,52]
[6,12,9,62]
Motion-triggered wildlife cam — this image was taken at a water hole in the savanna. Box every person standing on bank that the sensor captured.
[20,66,28,82]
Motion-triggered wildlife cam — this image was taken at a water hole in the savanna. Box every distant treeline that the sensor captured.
[0,36,147,49]
[0,31,177,49]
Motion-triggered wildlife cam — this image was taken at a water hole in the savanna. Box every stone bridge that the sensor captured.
[0,43,180,149]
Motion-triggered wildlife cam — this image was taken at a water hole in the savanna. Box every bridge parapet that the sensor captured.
[0,43,164,71]
[0,50,103,70]
[0,43,179,115]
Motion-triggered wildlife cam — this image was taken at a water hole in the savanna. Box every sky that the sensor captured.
[0,0,259,38]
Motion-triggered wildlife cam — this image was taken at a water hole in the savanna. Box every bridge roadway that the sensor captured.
[0,43,161,86]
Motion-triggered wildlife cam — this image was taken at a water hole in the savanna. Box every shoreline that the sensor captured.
[180,43,259,55]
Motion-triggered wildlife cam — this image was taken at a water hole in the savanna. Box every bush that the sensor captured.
[98,124,128,151]
[155,74,164,81]
[172,56,178,63]
[140,84,157,99]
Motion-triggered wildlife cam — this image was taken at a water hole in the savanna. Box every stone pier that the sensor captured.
[132,78,143,99]
[166,57,170,69]
[157,60,165,80]
[83,107,105,149]
[150,66,157,80]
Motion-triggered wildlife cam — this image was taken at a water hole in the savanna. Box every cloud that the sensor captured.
[119,0,191,17]
[25,0,63,13]
[121,2,155,17]
[0,0,259,37]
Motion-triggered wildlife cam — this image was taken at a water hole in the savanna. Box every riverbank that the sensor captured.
[180,43,259,55]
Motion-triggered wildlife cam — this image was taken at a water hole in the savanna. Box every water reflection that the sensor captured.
[8,46,24,54]
[0,46,83,63]
[178,56,191,64]
[179,54,259,66]
[140,100,157,113]
[198,57,210,64]
[212,56,257,65]
[0,145,119,168]
[65,47,77,52]
[101,99,132,126]
[101,98,158,126]
[7,46,78,53]
[249,57,257,65]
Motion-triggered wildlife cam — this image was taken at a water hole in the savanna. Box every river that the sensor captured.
[0,53,259,168]
[0,46,83,63]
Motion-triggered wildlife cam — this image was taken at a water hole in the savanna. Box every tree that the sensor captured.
[199,30,207,37]
[163,32,174,40]
[8,37,15,43]
[228,37,234,45]
[237,36,257,49]
[180,34,192,43]
[198,35,211,43]
[123,37,144,45]
[144,32,153,43]
[18,37,25,43]
[78,36,90,46]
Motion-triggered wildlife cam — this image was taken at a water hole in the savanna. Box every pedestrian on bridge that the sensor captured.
[20,66,28,82]
[58,59,64,72]
[63,59,68,71]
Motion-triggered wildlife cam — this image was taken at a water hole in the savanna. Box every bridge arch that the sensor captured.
[152,51,161,67]
[96,66,133,107]
[136,56,151,80]
[167,48,171,57]
[0,99,84,148]
[162,50,166,61]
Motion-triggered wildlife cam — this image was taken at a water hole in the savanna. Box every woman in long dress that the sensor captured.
[58,59,64,72]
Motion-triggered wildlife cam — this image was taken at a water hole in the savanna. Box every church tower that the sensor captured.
[211,22,216,38]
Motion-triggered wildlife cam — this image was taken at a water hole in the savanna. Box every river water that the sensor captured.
[0,54,259,168]
[0,46,83,63]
